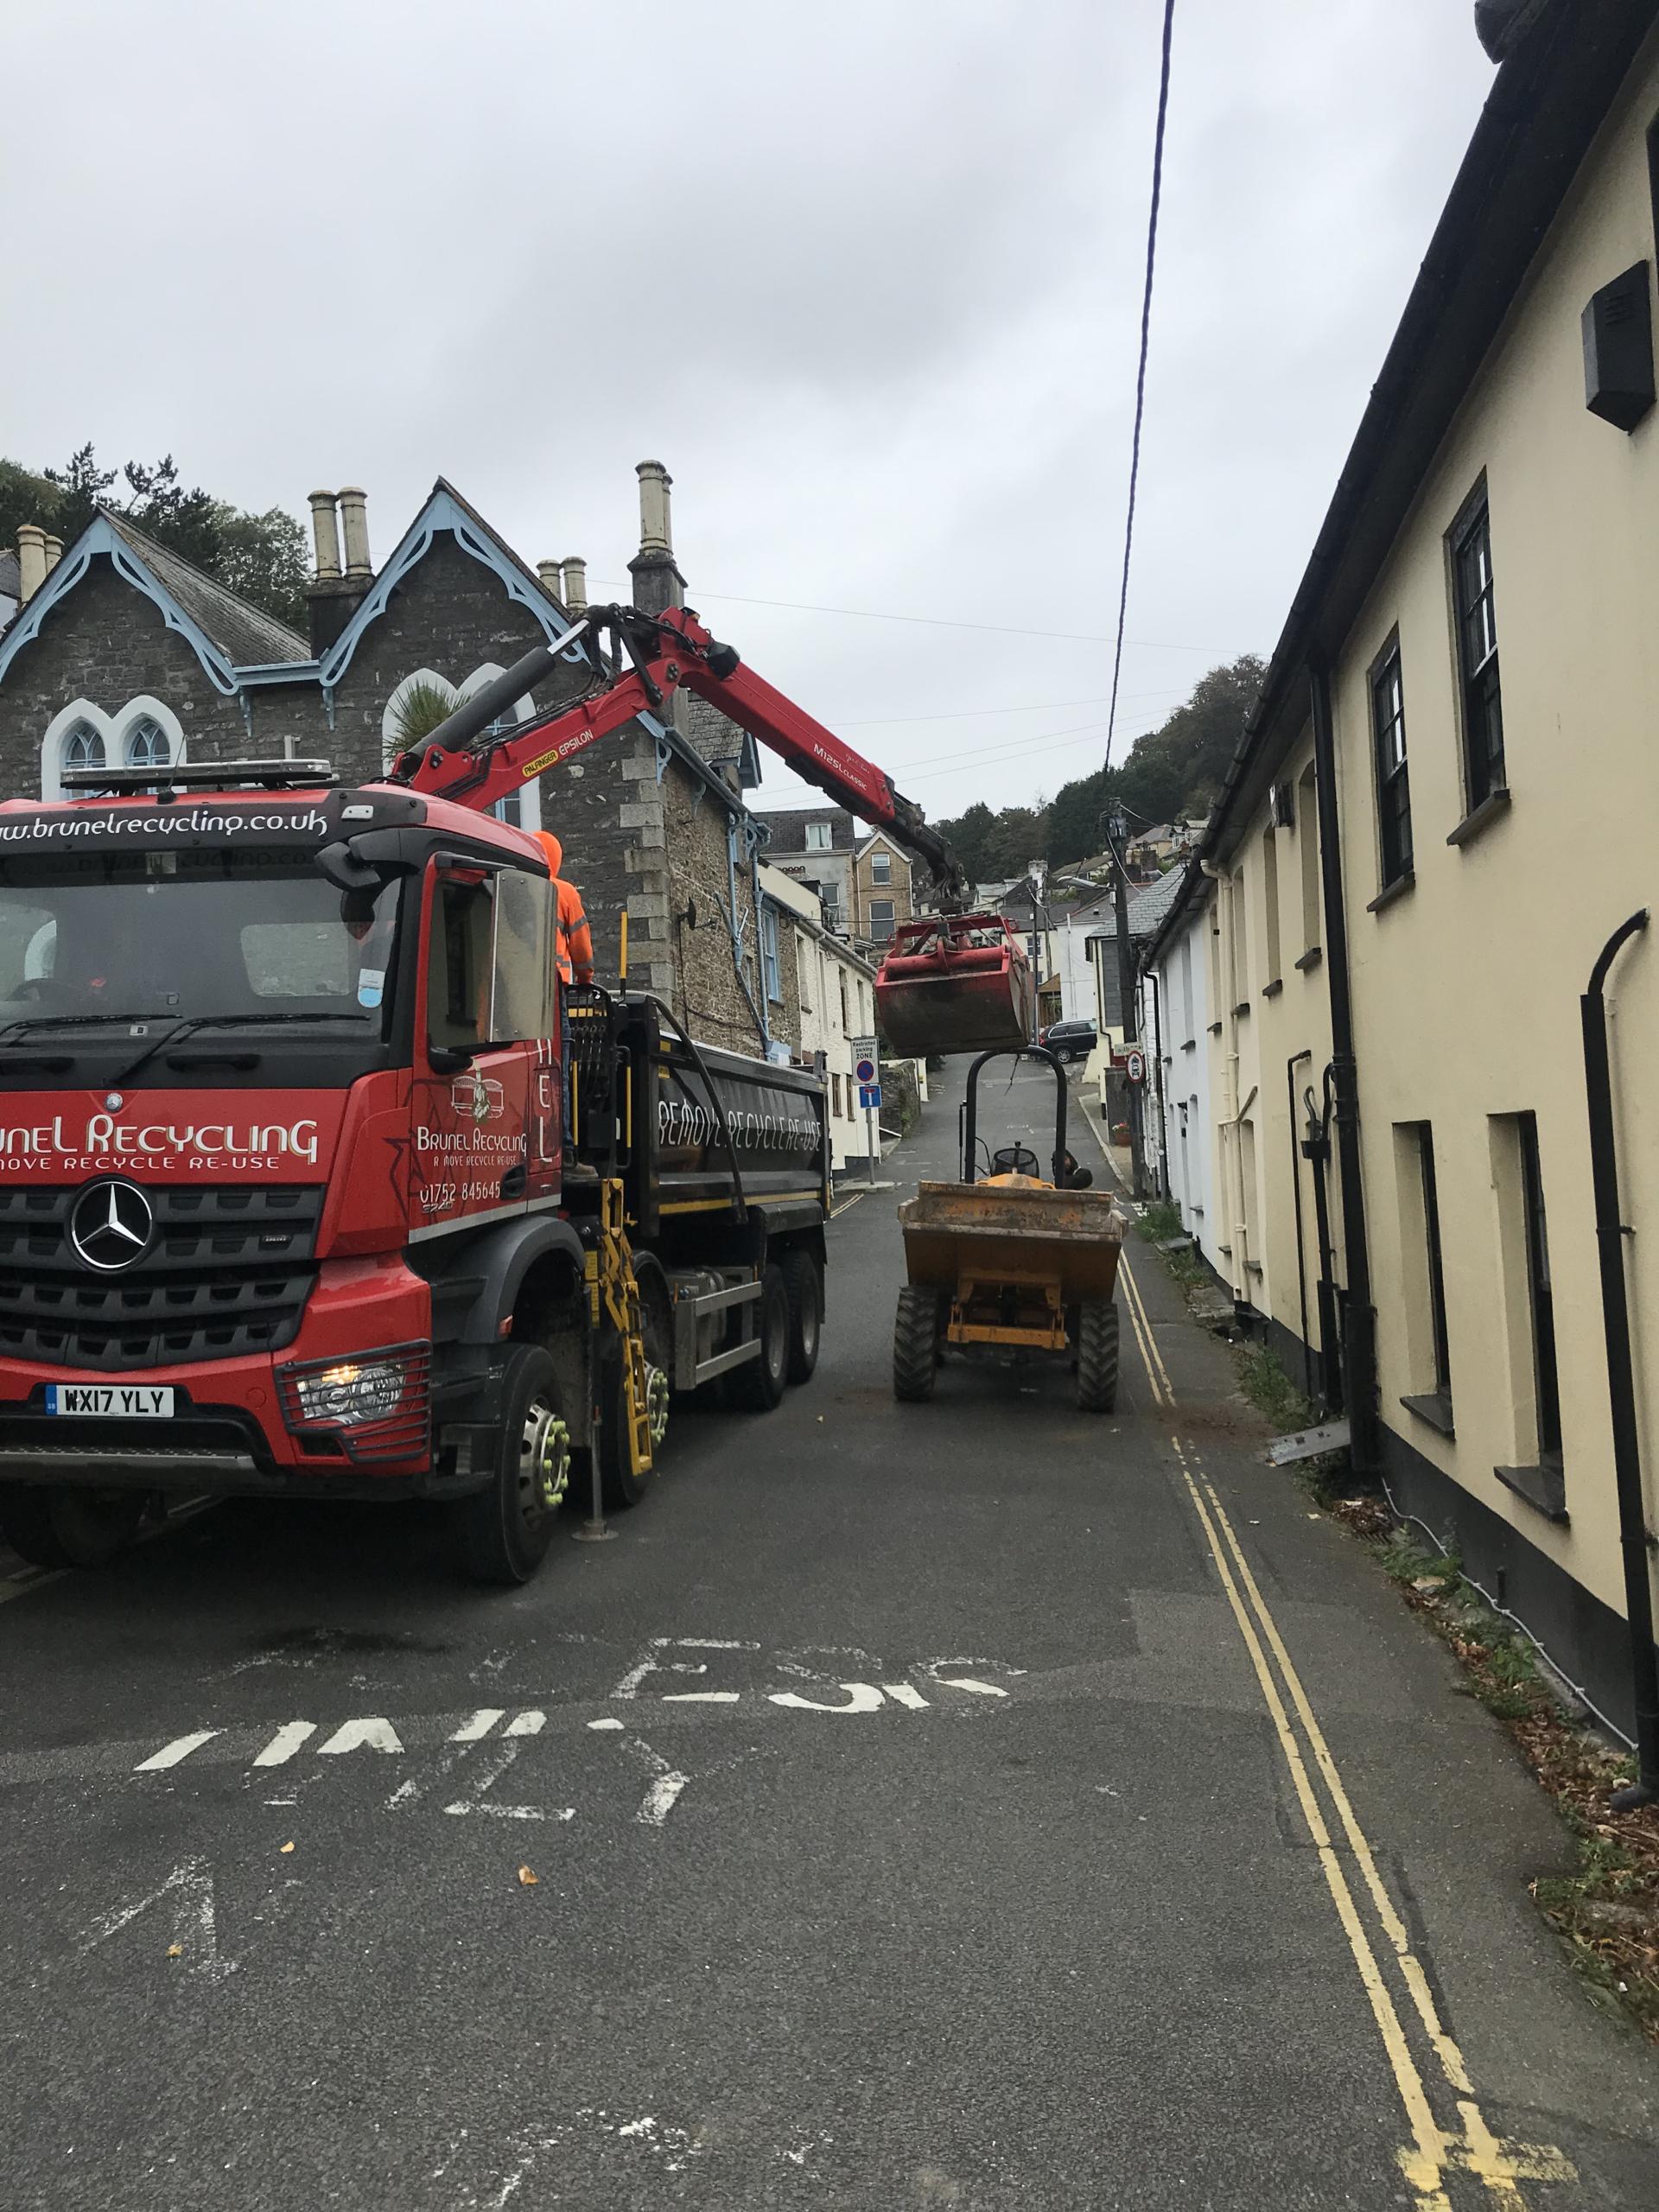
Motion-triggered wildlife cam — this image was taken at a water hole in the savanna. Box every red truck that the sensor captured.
[0,601,1016,1582]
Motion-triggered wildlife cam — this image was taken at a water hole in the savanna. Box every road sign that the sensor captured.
[1126,1049,1146,1084]
[859,1084,881,1110]
[849,1033,878,1065]
[855,1056,876,1086]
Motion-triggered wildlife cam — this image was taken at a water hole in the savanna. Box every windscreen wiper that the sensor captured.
[0,1013,151,1046]
[108,1010,371,1088]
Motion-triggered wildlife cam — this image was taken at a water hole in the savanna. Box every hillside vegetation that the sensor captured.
[934,652,1265,879]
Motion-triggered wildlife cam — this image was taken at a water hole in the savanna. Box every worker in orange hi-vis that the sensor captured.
[535,831,594,988]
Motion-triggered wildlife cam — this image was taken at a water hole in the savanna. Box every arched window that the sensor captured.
[61,720,106,776]
[124,715,170,768]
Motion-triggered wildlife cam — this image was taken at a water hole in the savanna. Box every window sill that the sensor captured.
[1447,786,1511,849]
[1401,1391,1455,1440]
[1262,978,1283,1000]
[1231,1001,1252,1020]
[1366,870,1414,915]
[1181,1038,1197,1052]
[1294,946,1322,973]
[1208,1021,1224,1036]
[1494,1459,1568,1525]
[1244,1260,1263,1277]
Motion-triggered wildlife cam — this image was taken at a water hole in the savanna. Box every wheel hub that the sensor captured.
[520,1402,571,1515]
[645,1363,671,1449]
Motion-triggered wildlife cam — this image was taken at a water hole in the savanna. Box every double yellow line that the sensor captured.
[1116,1250,1573,2209]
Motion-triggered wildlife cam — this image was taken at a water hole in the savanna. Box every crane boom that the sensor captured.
[385,602,970,907]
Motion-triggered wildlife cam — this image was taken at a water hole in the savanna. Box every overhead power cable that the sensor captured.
[1103,0,1179,774]
[588,579,1216,653]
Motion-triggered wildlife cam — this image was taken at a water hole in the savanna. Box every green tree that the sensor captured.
[2,444,309,627]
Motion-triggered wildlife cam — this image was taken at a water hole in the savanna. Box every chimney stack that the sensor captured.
[16,525,48,604]
[562,556,588,613]
[44,536,62,574]
[537,557,563,597]
[308,491,342,580]
[303,486,373,657]
[338,487,372,578]
[627,458,684,620]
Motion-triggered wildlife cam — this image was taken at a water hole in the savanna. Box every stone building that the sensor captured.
[0,461,779,1058]
[753,804,857,935]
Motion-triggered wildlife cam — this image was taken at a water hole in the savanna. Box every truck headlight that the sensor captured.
[294,1357,409,1425]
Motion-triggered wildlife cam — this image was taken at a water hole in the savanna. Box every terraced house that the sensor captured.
[1141,0,1659,1753]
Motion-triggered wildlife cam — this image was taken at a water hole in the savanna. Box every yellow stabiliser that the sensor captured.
[596,1177,653,1478]
[1116,1247,1575,2208]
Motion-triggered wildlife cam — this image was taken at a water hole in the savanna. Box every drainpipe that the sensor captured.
[1308,658,1377,1473]
[1580,908,1658,1809]
[1287,1048,1315,1405]
[1147,969,1167,1198]
[1303,1071,1343,1413]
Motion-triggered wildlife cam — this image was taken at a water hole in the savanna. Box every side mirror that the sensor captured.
[429,1042,474,1074]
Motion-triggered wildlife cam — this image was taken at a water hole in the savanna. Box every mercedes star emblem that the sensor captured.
[69,1179,155,1274]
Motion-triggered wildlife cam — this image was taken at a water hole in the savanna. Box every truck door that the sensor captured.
[412,856,559,1236]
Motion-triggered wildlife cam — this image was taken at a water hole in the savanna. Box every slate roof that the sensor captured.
[105,512,311,666]
[753,804,858,853]
[682,692,748,772]
[1071,867,1185,940]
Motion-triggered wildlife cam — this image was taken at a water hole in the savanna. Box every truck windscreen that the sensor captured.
[0,854,400,1029]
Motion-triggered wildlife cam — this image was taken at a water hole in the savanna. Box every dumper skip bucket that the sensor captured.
[874,913,1037,1058]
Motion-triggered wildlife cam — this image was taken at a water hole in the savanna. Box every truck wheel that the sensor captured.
[454,1344,569,1586]
[601,1291,671,1510]
[1077,1300,1120,1414]
[893,1287,939,1402]
[0,1485,146,1570]
[780,1249,823,1383]
[727,1264,789,1412]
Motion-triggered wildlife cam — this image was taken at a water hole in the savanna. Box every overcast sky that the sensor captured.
[3,1,1496,818]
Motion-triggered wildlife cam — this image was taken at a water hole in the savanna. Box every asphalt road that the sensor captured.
[3,1062,1657,2211]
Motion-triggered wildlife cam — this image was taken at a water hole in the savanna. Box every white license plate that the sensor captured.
[45,1385,175,1419]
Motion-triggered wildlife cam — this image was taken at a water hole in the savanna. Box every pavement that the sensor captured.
[2,1060,1657,2210]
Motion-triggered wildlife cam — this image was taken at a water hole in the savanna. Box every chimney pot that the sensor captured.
[43,536,63,574]
[16,524,48,604]
[337,486,372,577]
[308,492,342,580]
[636,459,673,555]
[562,556,588,613]
[536,558,563,595]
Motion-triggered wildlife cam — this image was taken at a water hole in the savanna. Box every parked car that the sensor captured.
[1039,1018,1098,1064]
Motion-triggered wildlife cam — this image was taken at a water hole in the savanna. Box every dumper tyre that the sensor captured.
[0,1484,147,1570]
[893,1287,939,1402]
[1077,1300,1119,1414]
[728,1264,789,1412]
[454,1344,568,1585]
[780,1249,823,1384]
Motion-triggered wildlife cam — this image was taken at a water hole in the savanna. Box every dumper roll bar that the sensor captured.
[960,1046,1068,1187]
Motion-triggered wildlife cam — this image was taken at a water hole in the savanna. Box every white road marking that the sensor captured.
[613,1635,760,1697]
[134,1729,220,1772]
[662,1691,741,1704]
[639,1774,688,1826]
[767,1682,886,1713]
[936,1678,1008,1698]
[317,1717,404,1756]
[441,1739,570,1825]
[588,1717,624,1731]
[252,1721,317,1768]
[505,1710,546,1736]
[881,1683,931,1708]
[78,1856,234,1982]
[449,1707,506,1742]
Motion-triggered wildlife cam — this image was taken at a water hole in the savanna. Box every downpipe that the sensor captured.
[1287,1048,1315,1406]
[1308,659,1377,1475]
[1580,909,1659,1809]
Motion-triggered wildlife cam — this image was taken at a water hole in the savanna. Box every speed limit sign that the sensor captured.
[1126,1048,1146,1084]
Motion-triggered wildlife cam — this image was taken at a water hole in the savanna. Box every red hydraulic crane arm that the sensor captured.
[385,603,969,907]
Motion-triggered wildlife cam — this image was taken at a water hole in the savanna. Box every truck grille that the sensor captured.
[0,1185,323,1372]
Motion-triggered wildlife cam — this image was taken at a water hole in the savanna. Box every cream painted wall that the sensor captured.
[1190,33,1659,1635]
